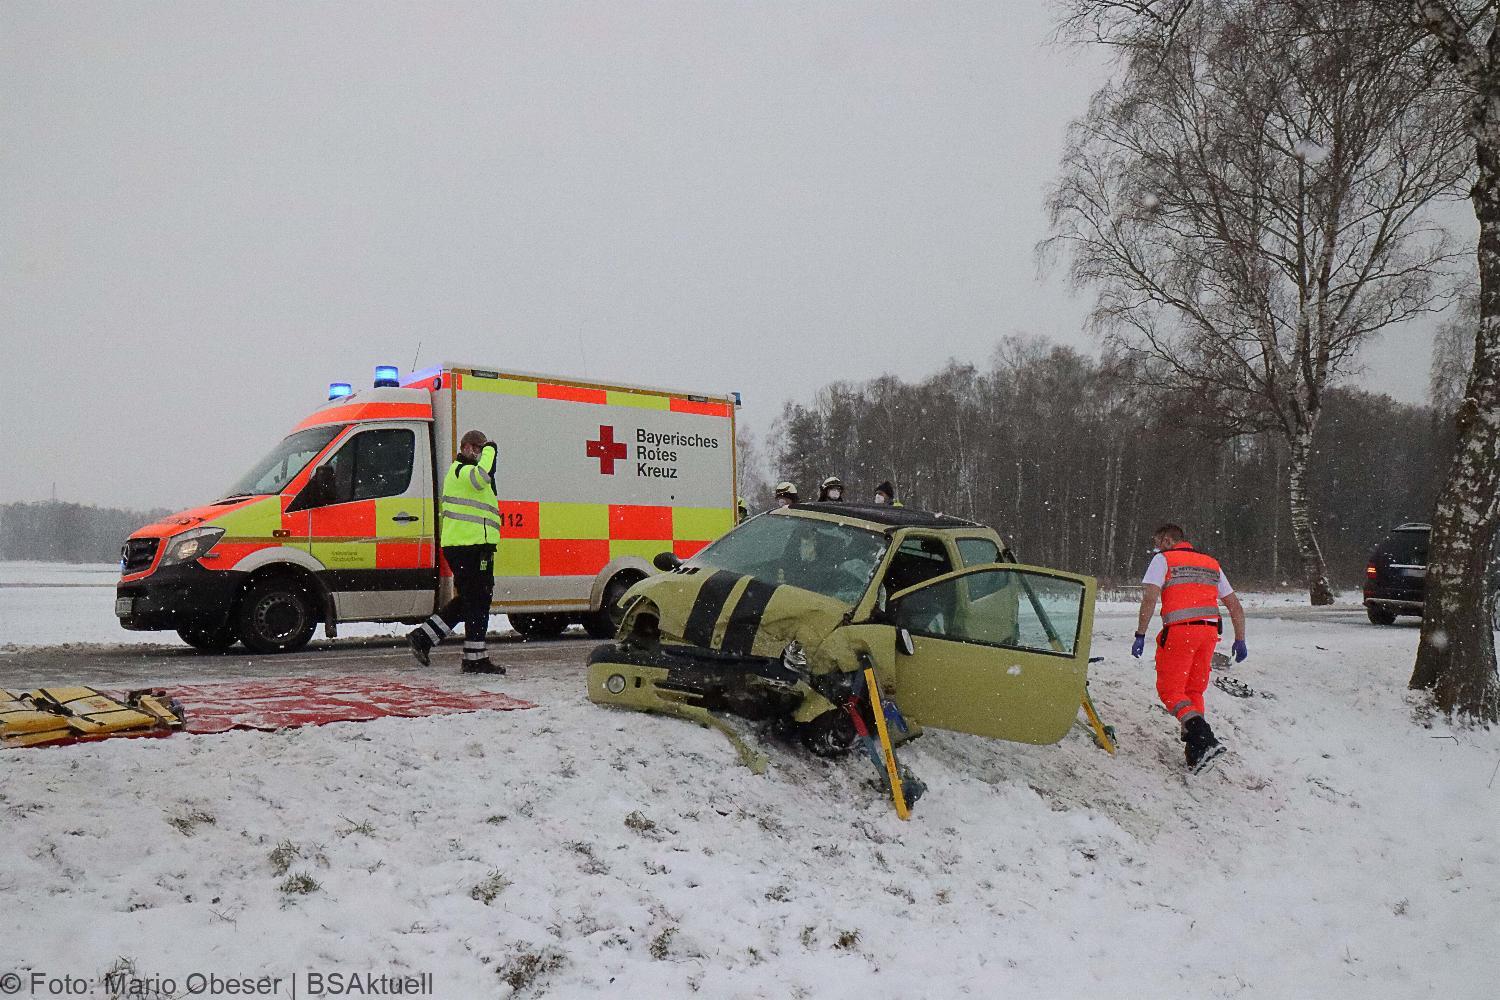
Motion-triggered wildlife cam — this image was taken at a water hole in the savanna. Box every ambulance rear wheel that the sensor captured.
[177,624,238,653]
[235,576,318,654]
[583,575,641,639]
[511,613,568,641]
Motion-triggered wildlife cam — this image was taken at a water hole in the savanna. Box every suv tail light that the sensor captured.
[1366,564,1378,578]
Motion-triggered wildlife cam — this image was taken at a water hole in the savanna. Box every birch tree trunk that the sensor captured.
[1287,422,1336,605]
[1408,6,1500,719]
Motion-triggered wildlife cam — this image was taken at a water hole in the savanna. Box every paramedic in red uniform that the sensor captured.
[1131,524,1248,772]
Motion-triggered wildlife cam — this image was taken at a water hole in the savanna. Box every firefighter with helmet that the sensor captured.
[774,482,798,508]
[408,430,504,674]
[817,476,845,502]
[1131,524,1247,773]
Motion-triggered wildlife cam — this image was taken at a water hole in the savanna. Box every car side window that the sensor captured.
[883,536,954,596]
[956,538,1005,599]
[957,538,1000,567]
[892,568,1085,656]
[317,429,415,506]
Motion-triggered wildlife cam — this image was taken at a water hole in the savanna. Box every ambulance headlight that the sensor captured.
[374,365,400,388]
[604,673,627,695]
[161,527,226,566]
[328,382,354,400]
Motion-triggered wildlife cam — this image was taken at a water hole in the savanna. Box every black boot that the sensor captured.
[461,657,506,675]
[1182,716,1225,773]
[407,628,432,667]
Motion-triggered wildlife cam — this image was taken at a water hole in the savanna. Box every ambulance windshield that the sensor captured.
[692,513,887,607]
[222,425,344,499]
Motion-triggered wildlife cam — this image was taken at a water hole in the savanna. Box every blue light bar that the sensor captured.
[374,365,400,388]
[328,382,354,400]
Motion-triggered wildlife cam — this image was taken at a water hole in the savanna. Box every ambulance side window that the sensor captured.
[317,429,415,506]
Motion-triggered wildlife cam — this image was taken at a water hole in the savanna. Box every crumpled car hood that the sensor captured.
[625,569,850,662]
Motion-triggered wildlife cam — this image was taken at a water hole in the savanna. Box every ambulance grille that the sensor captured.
[122,538,159,575]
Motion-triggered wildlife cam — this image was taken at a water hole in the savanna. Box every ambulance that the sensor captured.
[115,364,739,653]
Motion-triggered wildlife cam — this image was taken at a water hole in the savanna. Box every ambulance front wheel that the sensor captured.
[177,624,238,653]
[235,575,318,654]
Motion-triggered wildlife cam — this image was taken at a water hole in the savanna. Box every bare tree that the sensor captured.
[1047,0,1470,604]
[1430,289,1476,414]
[1404,0,1500,722]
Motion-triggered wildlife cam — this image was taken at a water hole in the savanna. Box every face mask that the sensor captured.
[777,497,791,508]
[828,488,841,501]
[874,495,887,504]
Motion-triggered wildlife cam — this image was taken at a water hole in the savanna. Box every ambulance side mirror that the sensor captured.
[289,464,336,512]
[653,552,682,572]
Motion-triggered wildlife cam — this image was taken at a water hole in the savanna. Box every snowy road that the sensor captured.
[0,633,595,688]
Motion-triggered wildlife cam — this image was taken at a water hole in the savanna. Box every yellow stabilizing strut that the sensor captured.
[863,666,909,821]
[1081,688,1116,754]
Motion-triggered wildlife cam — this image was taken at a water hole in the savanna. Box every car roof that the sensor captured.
[784,502,982,529]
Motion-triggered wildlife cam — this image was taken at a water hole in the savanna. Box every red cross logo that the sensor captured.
[586,425,628,475]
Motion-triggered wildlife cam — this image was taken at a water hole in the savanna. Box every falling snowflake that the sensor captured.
[1007,665,1023,676]
[1427,628,1450,651]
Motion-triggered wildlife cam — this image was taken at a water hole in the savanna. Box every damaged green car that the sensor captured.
[586,503,1100,765]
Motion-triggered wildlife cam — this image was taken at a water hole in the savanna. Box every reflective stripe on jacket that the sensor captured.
[440,443,500,546]
[1159,543,1221,626]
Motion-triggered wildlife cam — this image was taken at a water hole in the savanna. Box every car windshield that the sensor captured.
[222,425,344,499]
[691,512,888,606]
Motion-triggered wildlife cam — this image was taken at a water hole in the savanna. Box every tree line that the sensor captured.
[0,502,169,564]
[747,338,1451,590]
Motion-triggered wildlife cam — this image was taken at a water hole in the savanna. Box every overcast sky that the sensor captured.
[1,2,1458,512]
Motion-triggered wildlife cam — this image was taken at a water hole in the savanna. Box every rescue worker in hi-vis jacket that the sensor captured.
[408,430,503,674]
[1131,524,1248,773]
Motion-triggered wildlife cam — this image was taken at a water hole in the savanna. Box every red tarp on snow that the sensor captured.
[167,676,534,734]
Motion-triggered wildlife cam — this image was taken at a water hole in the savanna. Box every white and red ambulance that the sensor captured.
[116,364,739,653]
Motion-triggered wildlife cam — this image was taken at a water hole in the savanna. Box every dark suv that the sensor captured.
[1363,523,1430,625]
[1364,523,1500,627]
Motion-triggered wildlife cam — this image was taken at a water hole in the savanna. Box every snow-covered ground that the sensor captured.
[2,564,1497,998]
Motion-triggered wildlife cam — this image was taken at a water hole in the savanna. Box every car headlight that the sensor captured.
[160,526,225,566]
[782,640,808,671]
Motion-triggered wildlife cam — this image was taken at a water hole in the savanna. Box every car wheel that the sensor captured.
[176,624,238,653]
[1366,605,1397,626]
[799,709,857,758]
[583,574,641,639]
[235,576,318,654]
[511,613,569,641]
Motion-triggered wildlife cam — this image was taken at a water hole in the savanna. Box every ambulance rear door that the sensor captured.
[286,420,437,620]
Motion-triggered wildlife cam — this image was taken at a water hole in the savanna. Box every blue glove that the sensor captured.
[1232,639,1248,663]
[1130,633,1146,658]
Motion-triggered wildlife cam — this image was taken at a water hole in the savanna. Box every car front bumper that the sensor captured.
[116,562,242,632]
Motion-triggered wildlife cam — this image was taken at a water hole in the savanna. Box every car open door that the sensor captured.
[882,564,1096,745]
